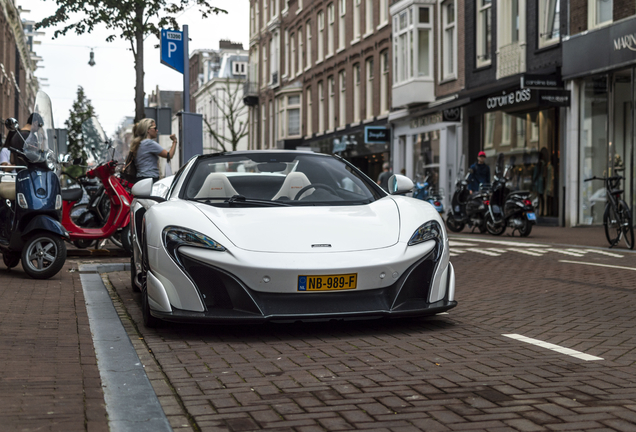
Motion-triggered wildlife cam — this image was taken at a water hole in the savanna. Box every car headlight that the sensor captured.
[408,220,442,246]
[162,226,226,266]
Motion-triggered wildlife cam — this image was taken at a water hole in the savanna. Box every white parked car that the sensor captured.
[129,151,456,327]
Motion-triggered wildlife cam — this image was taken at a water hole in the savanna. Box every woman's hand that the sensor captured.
[169,134,177,143]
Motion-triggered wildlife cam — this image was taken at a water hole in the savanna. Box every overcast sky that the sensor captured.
[17,0,249,136]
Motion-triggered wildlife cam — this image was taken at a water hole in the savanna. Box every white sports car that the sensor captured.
[129,151,456,327]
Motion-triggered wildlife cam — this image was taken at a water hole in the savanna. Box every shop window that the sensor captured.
[538,0,560,48]
[588,0,612,29]
[501,113,511,146]
[515,117,526,148]
[476,0,492,67]
[413,131,441,190]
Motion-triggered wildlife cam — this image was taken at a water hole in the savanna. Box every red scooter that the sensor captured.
[61,117,132,252]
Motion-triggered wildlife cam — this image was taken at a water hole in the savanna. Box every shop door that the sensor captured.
[612,69,634,222]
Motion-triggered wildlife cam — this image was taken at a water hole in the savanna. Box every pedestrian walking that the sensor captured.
[377,162,392,192]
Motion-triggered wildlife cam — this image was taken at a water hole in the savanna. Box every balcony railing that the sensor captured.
[497,42,526,79]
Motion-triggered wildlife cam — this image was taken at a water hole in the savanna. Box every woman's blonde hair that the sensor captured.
[129,118,155,155]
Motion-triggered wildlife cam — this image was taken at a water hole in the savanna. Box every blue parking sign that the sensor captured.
[160,29,184,74]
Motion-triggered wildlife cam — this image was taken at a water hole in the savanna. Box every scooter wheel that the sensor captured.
[445,215,465,233]
[486,213,506,236]
[3,252,20,269]
[21,232,67,279]
[519,219,533,237]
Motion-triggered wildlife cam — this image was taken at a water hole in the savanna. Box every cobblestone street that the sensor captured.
[100,232,636,431]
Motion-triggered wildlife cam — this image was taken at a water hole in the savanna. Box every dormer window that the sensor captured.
[233,61,247,75]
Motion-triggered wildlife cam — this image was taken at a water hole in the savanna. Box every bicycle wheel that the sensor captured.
[603,204,621,247]
[619,201,634,250]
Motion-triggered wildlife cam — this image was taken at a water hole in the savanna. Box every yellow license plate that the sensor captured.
[298,274,357,291]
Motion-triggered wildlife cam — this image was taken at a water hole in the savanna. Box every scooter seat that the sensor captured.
[61,187,84,203]
[0,182,15,200]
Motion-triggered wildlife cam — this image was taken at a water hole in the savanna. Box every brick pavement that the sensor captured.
[0,225,634,432]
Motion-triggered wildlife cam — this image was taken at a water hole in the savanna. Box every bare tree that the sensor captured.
[202,78,248,152]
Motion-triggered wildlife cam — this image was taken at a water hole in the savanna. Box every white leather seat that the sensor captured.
[194,173,239,199]
[271,172,312,200]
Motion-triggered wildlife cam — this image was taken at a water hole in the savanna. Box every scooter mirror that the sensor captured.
[4,118,19,131]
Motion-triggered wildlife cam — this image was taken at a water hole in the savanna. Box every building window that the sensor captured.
[338,0,346,50]
[380,50,389,113]
[306,87,312,136]
[589,0,612,29]
[379,0,388,26]
[298,28,303,76]
[264,0,268,23]
[269,32,279,85]
[269,100,274,148]
[290,33,296,77]
[262,43,268,87]
[499,0,522,46]
[318,11,325,62]
[298,0,303,11]
[441,0,456,80]
[283,30,289,77]
[365,57,374,119]
[255,1,260,33]
[328,76,335,131]
[278,97,286,140]
[353,63,361,122]
[353,0,361,41]
[250,4,255,37]
[233,62,247,75]
[327,3,335,56]
[318,80,325,132]
[287,95,301,137]
[477,0,492,67]
[306,21,312,69]
[338,70,346,127]
[393,5,432,84]
[538,0,560,47]
[365,0,374,36]
[261,102,267,148]
[270,0,277,20]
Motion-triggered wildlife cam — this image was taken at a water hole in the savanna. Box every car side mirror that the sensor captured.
[4,118,19,131]
[388,174,414,195]
[131,178,166,202]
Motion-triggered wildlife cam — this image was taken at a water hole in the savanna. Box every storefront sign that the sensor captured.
[365,126,390,144]
[410,112,443,129]
[442,107,461,122]
[479,88,570,112]
[521,74,562,89]
[563,15,636,78]
[485,88,532,110]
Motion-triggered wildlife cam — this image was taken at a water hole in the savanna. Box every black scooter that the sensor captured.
[0,109,69,278]
[485,154,536,237]
[446,168,489,233]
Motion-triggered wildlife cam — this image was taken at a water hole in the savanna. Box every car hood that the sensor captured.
[193,198,400,253]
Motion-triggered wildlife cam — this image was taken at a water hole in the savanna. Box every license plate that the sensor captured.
[298,274,357,291]
[526,212,536,221]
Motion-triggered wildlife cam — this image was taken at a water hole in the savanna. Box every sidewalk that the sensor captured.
[0,225,630,432]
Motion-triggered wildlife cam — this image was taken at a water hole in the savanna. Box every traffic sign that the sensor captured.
[160,29,184,74]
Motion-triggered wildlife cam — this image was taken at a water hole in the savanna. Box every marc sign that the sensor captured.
[614,32,636,52]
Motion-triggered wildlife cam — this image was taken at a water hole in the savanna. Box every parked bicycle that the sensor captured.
[584,173,634,249]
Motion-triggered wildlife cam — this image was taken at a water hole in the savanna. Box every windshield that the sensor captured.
[23,91,56,164]
[82,117,110,164]
[183,152,384,206]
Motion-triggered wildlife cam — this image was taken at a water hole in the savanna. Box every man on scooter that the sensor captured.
[468,151,490,194]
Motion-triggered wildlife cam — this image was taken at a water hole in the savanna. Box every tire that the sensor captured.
[140,232,159,328]
[73,239,95,249]
[445,214,465,233]
[486,213,506,236]
[604,204,621,247]
[130,255,140,293]
[619,201,634,250]
[519,218,533,237]
[21,232,67,279]
[120,225,132,254]
[3,252,20,269]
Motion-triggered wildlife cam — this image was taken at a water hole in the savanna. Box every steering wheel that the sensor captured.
[293,184,337,200]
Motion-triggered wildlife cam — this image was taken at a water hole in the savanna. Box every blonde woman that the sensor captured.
[130,118,177,182]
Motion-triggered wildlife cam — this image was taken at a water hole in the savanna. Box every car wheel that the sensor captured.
[21,232,67,279]
[445,214,464,233]
[486,213,506,236]
[3,252,20,269]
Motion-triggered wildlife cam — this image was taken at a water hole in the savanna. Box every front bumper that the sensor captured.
[149,248,457,324]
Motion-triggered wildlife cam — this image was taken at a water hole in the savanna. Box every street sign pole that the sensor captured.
[183,25,189,113]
